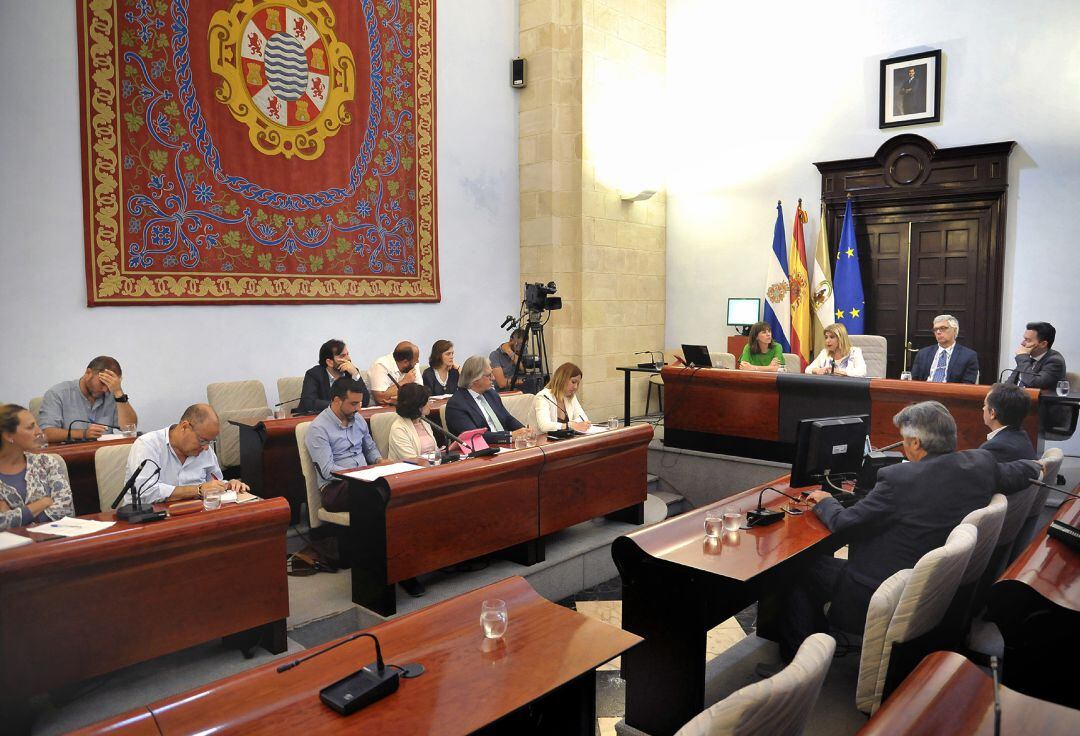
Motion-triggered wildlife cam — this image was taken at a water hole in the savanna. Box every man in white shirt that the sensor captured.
[909,314,979,384]
[368,342,421,405]
[122,404,248,505]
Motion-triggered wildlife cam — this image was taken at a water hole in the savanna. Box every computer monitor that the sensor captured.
[727,298,761,331]
[681,344,713,368]
[789,415,869,490]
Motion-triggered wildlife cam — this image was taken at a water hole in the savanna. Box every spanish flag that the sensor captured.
[789,202,811,369]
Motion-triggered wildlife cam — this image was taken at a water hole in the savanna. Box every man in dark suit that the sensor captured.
[981,383,1036,462]
[768,401,1039,667]
[910,314,980,383]
[445,355,530,445]
[296,339,370,415]
[1009,321,1066,389]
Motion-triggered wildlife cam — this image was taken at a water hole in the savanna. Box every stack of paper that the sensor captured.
[341,462,424,482]
[29,517,115,538]
[0,531,33,550]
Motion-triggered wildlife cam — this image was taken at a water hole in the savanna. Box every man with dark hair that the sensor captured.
[981,383,1037,462]
[490,328,527,390]
[761,401,1039,674]
[122,403,248,505]
[297,339,370,414]
[1010,321,1066,389]
[38,356,138,443]
[368,341,421,405]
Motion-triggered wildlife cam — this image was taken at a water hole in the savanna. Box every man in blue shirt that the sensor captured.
[38,356,139,443]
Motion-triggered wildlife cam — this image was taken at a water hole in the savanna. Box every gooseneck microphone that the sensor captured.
[746,486,805,527]
[279,631,386,674]
[418,413,498,459]
[1029,477,1080,500]
[65,419,122,444]
[991,656,1002,736]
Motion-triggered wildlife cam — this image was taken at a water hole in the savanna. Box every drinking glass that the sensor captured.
[704,514,723,538]
[121,423,137,438]
[423,450,441,466]
[723,505,743,532]
[513,436,529,450]
[607,417,620,430]
[274,406,290,420]
[481,599,508,639]
[1057,380,1071,397]
[203,488,223,511]
[525,425,537,447]
[899,371,913,381]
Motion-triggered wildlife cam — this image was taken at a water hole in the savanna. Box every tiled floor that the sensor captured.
[558,577,759,735]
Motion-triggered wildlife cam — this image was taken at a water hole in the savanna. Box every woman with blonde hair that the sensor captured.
[533,362,590,432]
[805,323,867,377]
[0,404,74,530]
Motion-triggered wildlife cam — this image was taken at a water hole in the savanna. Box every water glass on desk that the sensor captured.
[1058,380,1071,397]
[607,417,620,430]
[481,599,508,639]
[121,423,137,438]
[900,371,913,381]
[722,506,743,532]
[203,488,222,511]
[704,514,723,538]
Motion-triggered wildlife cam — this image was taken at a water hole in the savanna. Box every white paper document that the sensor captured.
[97,433,126,441]
[0,531,33,550]
[581,425,610,435]
[29,517,115,538]
[431,393,453,400]
[341,462,424,482]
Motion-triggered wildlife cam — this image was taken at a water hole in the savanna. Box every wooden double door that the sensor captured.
[861,208,994,378]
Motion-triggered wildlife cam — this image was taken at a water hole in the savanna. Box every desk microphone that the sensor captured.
[876,440,904,451]
[111,458,162,522]
[64,419,122,444]
[418,413,498,459]
[1028,477,1080,500]
[746,486,804,527]
[991,656,1002,736]
[998,367,1018,383]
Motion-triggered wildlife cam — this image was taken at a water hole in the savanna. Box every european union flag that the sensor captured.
[833,199,865,334]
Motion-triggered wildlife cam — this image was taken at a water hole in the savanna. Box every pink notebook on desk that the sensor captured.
[453,428,490,456]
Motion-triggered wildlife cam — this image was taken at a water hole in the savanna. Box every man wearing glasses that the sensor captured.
[910,314,980,384]
[120,403,248,505]
[445,355,530,444]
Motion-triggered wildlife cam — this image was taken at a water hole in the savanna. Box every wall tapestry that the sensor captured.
[78,0,437,305]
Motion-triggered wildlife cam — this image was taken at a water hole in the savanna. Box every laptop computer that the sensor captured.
[680,344,713,368]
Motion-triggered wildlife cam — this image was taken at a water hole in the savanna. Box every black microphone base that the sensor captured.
[116,504,164,523]
[469,447,500,458]
[320,665,399,715]
[746,508,785,527]
[439,451,461,463]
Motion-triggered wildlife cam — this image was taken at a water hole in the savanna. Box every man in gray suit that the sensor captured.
[769,401,1040,667]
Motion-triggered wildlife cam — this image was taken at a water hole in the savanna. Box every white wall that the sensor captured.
[665,0,1080,384]
[0,2,520,429]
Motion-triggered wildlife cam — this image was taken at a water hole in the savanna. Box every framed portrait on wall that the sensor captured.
[879,50,942,128]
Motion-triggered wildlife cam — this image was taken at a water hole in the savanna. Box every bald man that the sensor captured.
[121,403,248,505]
[368,341,422,405]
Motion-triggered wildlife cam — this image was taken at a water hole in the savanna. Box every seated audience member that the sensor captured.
[533,362,591,433]
[123,404,248,505]
[805,323,866,377]
[767,401,1038,671]
[981,383,1037,461]
[306,378,423,596]
[738,321,786,372]
[445,356,530,444]
[369,342,421,405]
[422,339,460,396]
[38,356,138,443]
[490,328,527,390]
[388,384,442,461]
[1009,321,1066,389]
[910,314,979,384]
[297,339,370,414]
[0,404,74,531]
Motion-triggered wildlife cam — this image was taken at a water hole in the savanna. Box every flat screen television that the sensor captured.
[727,298,761,328]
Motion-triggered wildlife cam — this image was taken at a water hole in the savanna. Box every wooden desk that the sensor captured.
[985,495,1080,708]
[31,437,137,515]
[73,576,642,736]
[0,498,289,708]
[858,651,1080,734]
[612,474,842,736]
[663,368,1040,459]
[341,424,652,615]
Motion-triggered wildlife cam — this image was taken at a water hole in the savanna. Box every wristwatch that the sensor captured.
[114,393,130,403]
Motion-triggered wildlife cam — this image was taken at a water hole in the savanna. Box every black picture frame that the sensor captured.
[879,50,942,129]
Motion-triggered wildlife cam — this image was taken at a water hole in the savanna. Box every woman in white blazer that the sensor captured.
[805,323,867,377]
[387,384,441,461]
[533,362,590,432]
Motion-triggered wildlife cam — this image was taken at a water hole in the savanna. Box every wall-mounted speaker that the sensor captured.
[511,57,526,89]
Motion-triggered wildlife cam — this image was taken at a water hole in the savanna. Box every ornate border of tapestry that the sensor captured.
[78,0,438,305]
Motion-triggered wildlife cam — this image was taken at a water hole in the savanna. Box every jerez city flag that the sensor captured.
[788,203,811,368]
[77,0,438,305]
[833,199,866,335]
[810,204,835,353]
[763,202,791,353]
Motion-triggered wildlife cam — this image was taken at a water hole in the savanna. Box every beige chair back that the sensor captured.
[359,369,372,391]
[206,380,270,468]
[958,494,1007,586]
[849,334,888,378]
[276,377,303,416]
[29,396,44,420]
[502,393,536,428]
[674,633,835,736]
[369,411,398,458]
[1012,448,1064,556]
[295,421,349,529]
[783,353,802,372]
[95,444,133,512]
[708,351,737,370]
[856,523,976,714]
